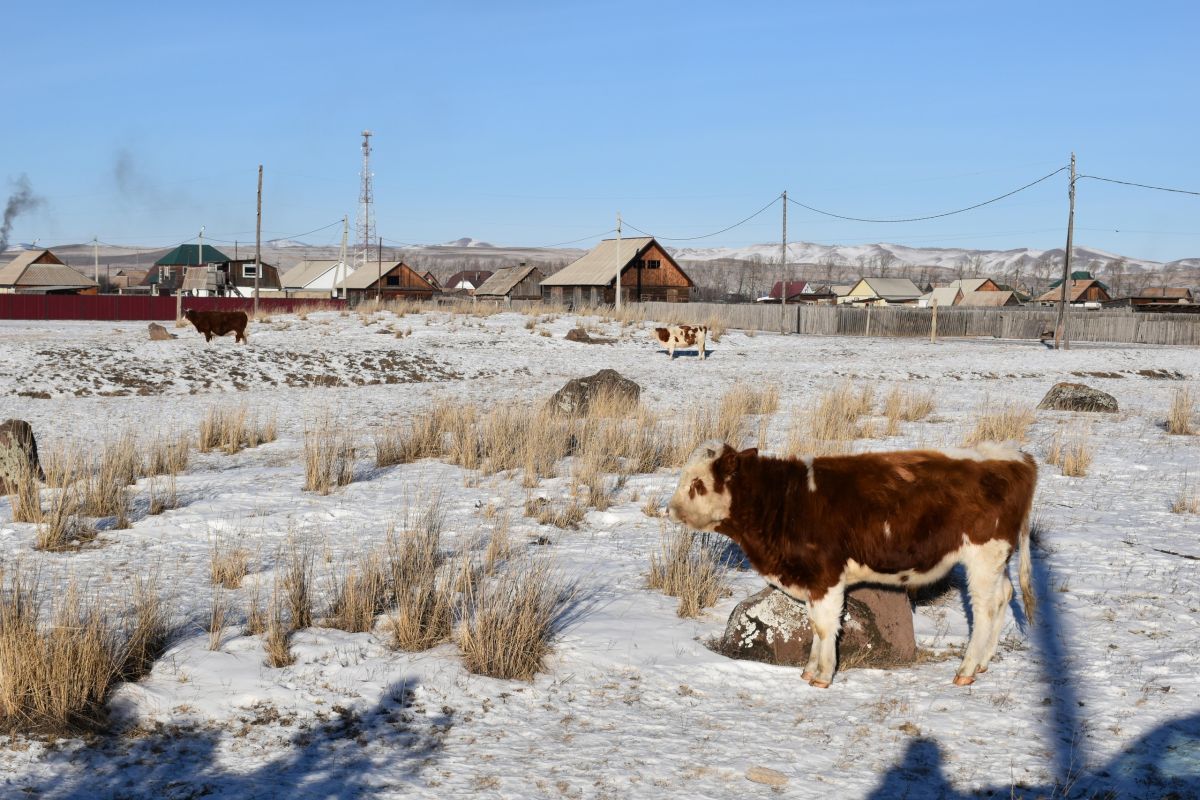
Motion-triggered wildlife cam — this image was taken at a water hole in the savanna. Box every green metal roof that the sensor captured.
[154,244,231,267]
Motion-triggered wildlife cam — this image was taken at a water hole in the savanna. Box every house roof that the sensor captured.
[922,287,962,306]
[947,278,994,293]
[0,249,96,289]
[767,280,808,300]
[337,262,433,290]
[1138,287,1192,299]
[281,260,345,289]
[154,244,231,267]
[474,265,543,297]
[1037,279,1106,303]
[423,271,442,290]
[443,270,494,291]
[540,237,657,287]
[1048,271,1109,292]
[851,277,921,300]
[959,290,1017,307]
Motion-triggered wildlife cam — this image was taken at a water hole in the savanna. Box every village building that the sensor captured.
[761,280,810,303]
[1036,279,1112,306]
[0,249,98,294]
[840,277,922,306]
[947,277,1004,293]
[443,270,494,292]
[540,237,694,306]
[918,287,963,308]
[959,290,1021,307]
[143,244,231,295]
[422,271,442,291]
[280,260,352,298]
[473,264,545,304]
[337,261,436,304]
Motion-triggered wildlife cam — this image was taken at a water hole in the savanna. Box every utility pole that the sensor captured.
[780,190,787,334]
[254,164,263,317]
[1053,153,1077,350]
[92,237,99,286]
[336,216,349,300]
[356,130,375,268]
[377,236,382,303]
[615,212,622,311]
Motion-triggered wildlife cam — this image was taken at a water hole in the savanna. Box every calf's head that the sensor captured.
[668,440,754,531]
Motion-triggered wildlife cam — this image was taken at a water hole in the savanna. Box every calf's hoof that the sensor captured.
[952,674,976,687]
[801,670,814,682]
[975,665,988,674]
[808,678,831,689]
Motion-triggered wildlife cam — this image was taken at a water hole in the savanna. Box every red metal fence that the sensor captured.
[0,295,345,321]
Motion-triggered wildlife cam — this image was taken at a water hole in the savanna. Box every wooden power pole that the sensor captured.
[615,212,622,311]
[254,165,263,317]
[780,190,787,334]
[1054,152,1077,350]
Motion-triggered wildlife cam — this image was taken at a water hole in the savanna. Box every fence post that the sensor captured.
[930,299,938,343]
[865,304,872,337]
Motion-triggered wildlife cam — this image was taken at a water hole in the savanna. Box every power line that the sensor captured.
[1077,175,1200,198]
[622,195,782,241]
[535,228,618,248]
[787,166,1069,223]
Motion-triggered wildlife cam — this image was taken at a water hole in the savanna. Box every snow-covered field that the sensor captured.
[1,309,1197,799]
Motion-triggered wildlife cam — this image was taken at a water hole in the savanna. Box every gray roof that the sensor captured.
[921,287,962,306]
[959,290,1018,307]
[0,250,96,289]
[947,278,993,293]
[337,262,420,290]
[474,265,543,297]
[281,259,344,289]
[540,237,655,287]
[853,277,922,300]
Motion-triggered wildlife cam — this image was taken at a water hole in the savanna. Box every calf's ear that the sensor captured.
[739,447,758,459]
[714,446,739,479]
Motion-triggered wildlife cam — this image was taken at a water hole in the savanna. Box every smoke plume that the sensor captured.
[0,174,44,252]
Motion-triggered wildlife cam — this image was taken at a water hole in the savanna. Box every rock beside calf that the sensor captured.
[1037,382,1118,413]
[717,586,916,669]
[547,369,640,416]
[0,419,45,493]
[148,322,176,341]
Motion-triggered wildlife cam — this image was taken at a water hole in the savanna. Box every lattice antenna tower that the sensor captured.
[355,130,375,267]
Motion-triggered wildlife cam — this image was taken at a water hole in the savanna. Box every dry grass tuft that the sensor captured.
[327,552,389,634]
[282,540,315,630]
[199,406,277,455]
[210,539,251,588]
[384,498,456,651]
[1167,388,1196,435]
[7,458,43,524]
[35,484,95,552]
[207,589,228,651]
[1170,479,1200,514]
[146,431,191,476]
[963,400,1036,446]
[882,386,936,435]
[785,381,876,457]
[1046,428,1094,477]
[303,417,355,494]
[524,496,587,529]
[263,586,294,668]
[647,528,730,618]
[458,560,568,681]
[146,474,178,516]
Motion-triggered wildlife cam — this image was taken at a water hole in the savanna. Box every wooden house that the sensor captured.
[947,277,1004,294]
[918,287,963,308]
[0,249,98,294]
[145,244,231,295]
[444,270,494,292]
[840,277,922,306]
[1036,279,1111,305]
[423,271,442,291]
[540,237,693,306]
[337,261,436,303]
[1131,287,1193,306]
[959,290,1021,307]
[473,265,545,303]
[220,259,283,294]
[763,280,810,302]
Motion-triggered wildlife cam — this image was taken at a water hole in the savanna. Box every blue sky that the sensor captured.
[4,1,1198,261]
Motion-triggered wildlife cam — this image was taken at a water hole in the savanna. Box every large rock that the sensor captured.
[0,419,45,494]
[717,586,916,669]
[1037,382,1118,413]
[547,369,640,416]
[148,322,176,341]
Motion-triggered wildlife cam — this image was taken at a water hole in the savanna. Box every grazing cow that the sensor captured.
[184,308,249,344]
[668,440,1037,688]
[653,325,708,360]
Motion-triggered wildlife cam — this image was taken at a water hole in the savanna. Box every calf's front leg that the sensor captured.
[805,583,845,688]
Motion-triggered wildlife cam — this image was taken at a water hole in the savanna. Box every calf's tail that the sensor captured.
[1018,511,1035,625]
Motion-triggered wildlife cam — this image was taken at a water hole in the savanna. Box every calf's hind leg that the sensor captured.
[955,541,1012,685]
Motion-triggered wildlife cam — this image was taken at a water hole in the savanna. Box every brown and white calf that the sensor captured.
[653,325,708,360]
[668,441,1037,688]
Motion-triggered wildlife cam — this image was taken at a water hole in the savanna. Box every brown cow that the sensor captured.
[653,325,707,360]
[668,440,1037,688]
[185,308,249,344]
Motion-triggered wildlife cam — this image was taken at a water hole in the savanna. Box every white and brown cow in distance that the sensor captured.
[653,324,708,360]
[668,441,1037,688]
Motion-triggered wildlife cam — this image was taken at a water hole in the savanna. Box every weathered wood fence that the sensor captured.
[628,301,1200,346]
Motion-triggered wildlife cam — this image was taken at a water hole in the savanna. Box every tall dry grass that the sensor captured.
[199,406,277,454]
[1170,479,1200,514]
[963,400,1036,446]
[785,381,876,457]
[210,539,251,588]
[34,482,95,552]
[1047,428,1095,477]
[457,560,568,681]
[647,528,730,618]
[7,458,43,524]
[146,431,191,476]
[384,501,455,651]
[327,552,389,634]
[1167,388,1196,435]
[882,386,936,435]
[0,567,171,733]
[303,418,355,493]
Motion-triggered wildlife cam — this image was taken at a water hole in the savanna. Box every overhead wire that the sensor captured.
[622,195,782,241]
[1076,175,1200,198]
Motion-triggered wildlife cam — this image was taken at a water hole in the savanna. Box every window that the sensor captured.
[645,259,661,270]
[386,275,400,287]
[242,264,259,278]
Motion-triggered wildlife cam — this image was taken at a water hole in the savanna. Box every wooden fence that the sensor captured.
[0,294,346,321]
[626,301,1200,346]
